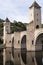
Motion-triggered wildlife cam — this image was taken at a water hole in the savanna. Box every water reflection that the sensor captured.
[14,49,43,65]
[21,49,27,64]
[0,48,43,65]
[0,49,3,65]
[35,51,42,65]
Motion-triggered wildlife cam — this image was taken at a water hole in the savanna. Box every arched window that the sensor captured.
[36,25,39,29]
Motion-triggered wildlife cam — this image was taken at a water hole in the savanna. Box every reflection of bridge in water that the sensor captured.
[0,32,43,65]
[0,46,43,65]
[13,49,43,65]
[0,36,43,65]
[0,44,6,65]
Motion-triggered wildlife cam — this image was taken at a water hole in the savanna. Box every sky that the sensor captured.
[0,0,43,23]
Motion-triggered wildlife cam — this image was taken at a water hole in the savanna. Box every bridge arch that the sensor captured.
[35,33,43,50]
[12,37,14,58]
[35,29,43,43]
[21,35,26,49]
[21,34,27,64]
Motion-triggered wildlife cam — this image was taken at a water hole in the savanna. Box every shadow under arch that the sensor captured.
[12,37,14,58]
[35,33,43,65]
[5,60,14,65]
[35,51,42,65]
[21,35,27,64]
[35,33,43,50]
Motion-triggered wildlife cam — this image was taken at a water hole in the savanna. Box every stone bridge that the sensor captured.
[20,31,27,40]
[20,31,27,49]
[11,31,27,49]
[34,28,43,43]
[34,28,43,51]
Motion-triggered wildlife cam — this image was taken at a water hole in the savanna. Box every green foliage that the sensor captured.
[42,24,43,28]
[11,21,26,33]
[0,23,3,36]
[0,18,43,36]
[0,19,4,23]
[0,19,27,35]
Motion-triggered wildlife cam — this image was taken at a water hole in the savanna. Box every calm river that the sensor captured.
[14,49,42,65]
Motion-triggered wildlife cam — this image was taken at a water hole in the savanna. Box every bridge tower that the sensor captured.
[27,1,41,51]
[29,1,41,29]
[3,18,10,65]
[3,18,10,44]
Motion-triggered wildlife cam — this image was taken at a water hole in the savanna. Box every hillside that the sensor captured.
[0,18,43,44]
[0,18,43,37]
[0,18,26,36]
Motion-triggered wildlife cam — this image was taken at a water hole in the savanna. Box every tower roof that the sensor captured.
[29,1,41,8]
[5,18,10,22]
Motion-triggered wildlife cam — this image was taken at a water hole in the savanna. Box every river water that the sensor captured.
[0,49,43,65]
[14,49,43,65]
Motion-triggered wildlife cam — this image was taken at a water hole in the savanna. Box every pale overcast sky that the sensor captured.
[0,0,43,23]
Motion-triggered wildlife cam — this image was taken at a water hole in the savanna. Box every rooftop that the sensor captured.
[5,18,10,22]
[29,1,41,8]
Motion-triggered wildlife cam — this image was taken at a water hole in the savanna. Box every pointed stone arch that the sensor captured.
[21,35,27,64]
[21,35,26,49]
[35,33,43,51]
